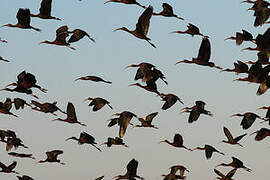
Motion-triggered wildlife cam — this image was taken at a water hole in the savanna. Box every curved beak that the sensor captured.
[104,0,112,4]
[113,27,123,32]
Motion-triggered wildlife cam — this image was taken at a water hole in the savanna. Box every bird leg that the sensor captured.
[66,45,76,50]
[91,144,102,152]
[145,39,156,48]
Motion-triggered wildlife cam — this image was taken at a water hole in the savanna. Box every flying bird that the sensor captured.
[0,56,9,62]
[75,75,112,84]
[84,97,112,111]
[216,157,252,172]
[1,8,40,31]
[114,6,156,48]
[31,100,66,115]
[17,175,34,180]
[0,161,19,174]
[114,158,144,180]
[37,150,65,165]
[171,23,206,37]
[220,127,247,147]
[8,152,35,159]
[221,60,249,74]
[133,112,159,129]
[225,29,254,45]
[214,168,237,180]
[67,29,95,43]
[160,93,183,110]
[104,0,146,8]
[159,133,192,151]
[250,128,270,141]
[192,144,224,159]
[30,0,61,20]
[152,3,184,20]
[101,137,128,147]
[231,112,263,129]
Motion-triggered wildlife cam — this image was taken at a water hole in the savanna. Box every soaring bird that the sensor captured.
[171,23,206,37]
[66,132,101,152]
[220,127,247,147]
[216,157,252,172]
[30,0,61,20]
[104,0,146,9]
[39,25,76,50]
[175,37,222,69]
[67,29,95,43]
[84,97,112,111]
[221,60,249,74]
[181,101,212,123]
[129,80,161,96]
[214,168,237,180]
[159,133,192,151]
[8,152,35,159]
[37,150,65,165]
[52,102,86,126]
[101,137,128,147]
[114,158,144,180]
[152,3,184,20]
[160,93,183,110]
[31,100,66,115]
[5,71,47,93]
[231,112,263,129]
[6,137,28,152]
[17,175,34,180]
[113,111,137,138]
[1,9,40,31]
[134,112,159,129]
[75,75,112,84]
[247,0,270,27]
[250,128,270,141]
[114,6,156,48]
[0,161,19,174]
[225,29,254,45]
[192,144,224,159]
[161,165,189,180]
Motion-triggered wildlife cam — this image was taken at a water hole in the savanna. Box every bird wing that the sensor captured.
[232,157,243,166]
[145,112,158,123]
[241,114,256,129]
[223,127,234,142]
[13,98,26,110]
[266,109,270,119]
[254,7,270,27]
[162,95,177,110]
[188,109,200,123]
[119,116,132,138]
[205,145,214,159]
[24,72,37,85]
[39,0,52,17]
[67,102,77,121]
[235,32,244,45]
[173,134,183,145]
[107,118,119,127]
[47,150,63,160]
[0,162,7,170]
[226,168,237,178]
[126,159,138,177]
[134,68,144,80]
[56,25,69,43]
[242,29,253,40]
[233,133,247,143]
[68,29,88,43]
[136,6,153,36]
[214,169,225,178]
[6,138,14,152]
[255,128,270,141]
[91,98,106,111]
[7,161,17,170]
[197,37,211,62]
[81,132,95,143]
[17,71,26,83]
[162,3,174,15]
[16,9,31,27]
[4,98,12,111]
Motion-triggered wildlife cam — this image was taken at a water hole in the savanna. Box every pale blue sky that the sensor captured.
[0,0,270,179]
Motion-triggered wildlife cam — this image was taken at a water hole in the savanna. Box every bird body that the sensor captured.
[192,144,224,159]
[221,127,247,147]
[216,157,252,172]
[30,0,61,20]
[153,3,184,20]
[101,137,128,147]
[66,132,101,151]
[161,93,183,110]
[114,158,144,180]
[135,112,159,129]
[8,152,35,159]
[0,161,18,174]
[84,97,112,111]
[231,112,263,129]
[159,133,192,151]
[75,76,112,84]
[38,150,65,165]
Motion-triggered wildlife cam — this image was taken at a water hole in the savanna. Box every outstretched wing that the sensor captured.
[7,161,17,170]
[67,102,77,121]
[145,112,158,123]
[40,0,52,17]
[223,127,234,142]
[233,133,247,143]
[17,9,31,27]
[126,159,138,177]
[136,6,153,36]
[197,37,211,62]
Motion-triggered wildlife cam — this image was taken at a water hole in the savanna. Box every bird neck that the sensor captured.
[30,13,40,18]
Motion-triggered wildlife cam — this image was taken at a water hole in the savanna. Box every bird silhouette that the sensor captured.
[216,157,252,172]
[114,6,156,48]
[160,93,183,110]
[101,137,128,147]
[0,98,18,117]
[220,127,247,147]
[192,144,224,159]
[0,161,19,174]
[104,0,145,8]
[214,168,237,180]
[152,3,184,20]
[171,23,206,37]
[250,128,270,141]
[0,56,9,62]
[30,0,61,20]
[8,152,35,160]
[175,37,222,69]
[225,29,254,45]
[52,102,86,126]
[221,60,249,74]
[159,133,192,151]
[66,132,102,152]
[75,75,112,84]
[84,97,112,111]
[31,100,66,115]
[114,158,144,180]
[17,175,34,180]
[6,137,28,152]
[12,98,31,110]
[1,8,40,31]
[134,112,159,129]
[37,150,65,165]
[231,112,263,129]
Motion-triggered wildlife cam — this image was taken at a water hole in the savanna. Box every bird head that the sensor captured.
[39,40,51,45]
[114,27,128,32]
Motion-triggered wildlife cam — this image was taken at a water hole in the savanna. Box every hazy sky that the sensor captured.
[1,0,270,179]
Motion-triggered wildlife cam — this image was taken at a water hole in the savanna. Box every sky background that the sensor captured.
[1,0,270,179]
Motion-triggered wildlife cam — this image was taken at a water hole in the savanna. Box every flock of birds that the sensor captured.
[1,0,270,179]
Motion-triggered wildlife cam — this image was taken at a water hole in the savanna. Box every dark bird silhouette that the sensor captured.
[52,102,86,126]
[214,168,237,180]
[192,144,224,159]
[104,0,146,8]
[160,93,183,110]
[75,75,112,84]
[84,97,112,111]
[66,132,101,151]
[8,152,35,159]
[134,112,159,129]
[114,6,156,48]
[95,176,105,180]
[111,111,137,138]
[181,101,212,123]
[0,98,18,117]
[30,0,61,20]
[221,60,249,74]
[0,161,19,174]
[12,98,31,110]
[216,157,252,172]
[257,106,270,123]
[225,29,254,45]
[31,100,65,115]
[5,71,47,93]
[250,128,270,141]
[1,8,40,31]
[39,25,75,50]
[114,158,144,180]
[37,150,65,165]
[152,3,184,20]
[231,112,263,129]
[0,130,16,142]
[220,127,247,147]
[101,137,128,147]
[129,80,161,96]
[247,0,270,27]
[159,133,192,151]
[17,175,34,180]
[67,29,95,43]
[6,137,28,152]
[161,165,189,180]
[171,23,206,37]
[175,37,222,69]
[0,56,9,62]
[0,38,7,43]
